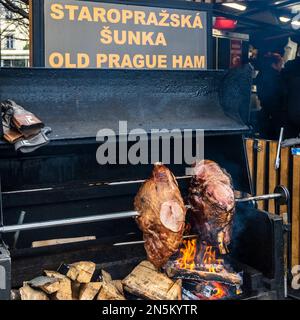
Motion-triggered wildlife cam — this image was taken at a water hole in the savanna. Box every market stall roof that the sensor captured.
[212,0,300,43]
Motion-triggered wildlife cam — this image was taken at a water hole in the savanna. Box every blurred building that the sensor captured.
[0,5,29,67]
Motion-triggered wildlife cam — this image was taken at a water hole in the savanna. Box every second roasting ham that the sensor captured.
[188,160,235,254]
[134,163,186,268]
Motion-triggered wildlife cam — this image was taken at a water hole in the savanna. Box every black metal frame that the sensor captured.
[31,0,213,68]
[0,244,11,300]
[0,103,3,139]
[0,177,11,301]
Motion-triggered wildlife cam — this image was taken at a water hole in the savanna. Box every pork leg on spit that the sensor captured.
[134,163,187,268]
[188,160,235,254]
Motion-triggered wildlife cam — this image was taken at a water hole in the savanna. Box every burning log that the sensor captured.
[122,260,182,300]
[196,264,224,273]
[165,262,242,286]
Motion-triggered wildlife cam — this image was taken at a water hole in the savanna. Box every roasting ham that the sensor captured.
[188,160,235,254]
[134,163,186,268]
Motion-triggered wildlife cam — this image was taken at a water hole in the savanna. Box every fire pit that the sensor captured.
[165,239,243,300]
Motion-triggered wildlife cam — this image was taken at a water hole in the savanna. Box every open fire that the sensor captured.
[169,239,243,300]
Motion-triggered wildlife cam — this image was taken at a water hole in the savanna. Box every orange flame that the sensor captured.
[176,239,242,300]
[177,239,197,270]
[177,239,224,272]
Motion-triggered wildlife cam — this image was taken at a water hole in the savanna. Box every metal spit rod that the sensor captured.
[0,192,283,234]
[235,193,282,203]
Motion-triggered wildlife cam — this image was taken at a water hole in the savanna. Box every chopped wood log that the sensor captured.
[53,277,73,300]
[97,280,126,300]
[19,285,49,300]
[27,276,60,294]
[122,260,181,300]
[101,270,112,282]
[44,270,66,279]
[44,270,72,300]
[79,282,102,300]
[113,280,124,296]
[165,263,242,286]
[71,281,81,300]
[67,261,96,283]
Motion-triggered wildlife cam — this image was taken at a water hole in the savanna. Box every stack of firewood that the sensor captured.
[15,260,182,300]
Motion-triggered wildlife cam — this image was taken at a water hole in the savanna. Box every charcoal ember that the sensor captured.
[188,160,235,254]
[134,163,186,268]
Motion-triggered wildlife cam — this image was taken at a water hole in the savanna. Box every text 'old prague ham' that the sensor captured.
[134,163,186,268]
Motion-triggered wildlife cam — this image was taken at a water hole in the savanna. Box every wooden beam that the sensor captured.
[256,139,267,210]
[268,141,279,213]
[292,155,300,267]
[245,138,255,192]
[280,146,290,215]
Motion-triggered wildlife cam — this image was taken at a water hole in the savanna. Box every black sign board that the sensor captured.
[31,0,213,69]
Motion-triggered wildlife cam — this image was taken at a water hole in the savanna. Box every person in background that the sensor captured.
[281,45,300,138]
[283,45,300,77]
[255,52,286,139]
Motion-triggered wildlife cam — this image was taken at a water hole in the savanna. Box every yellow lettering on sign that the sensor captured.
[170,14,180,27]
[183,55,193,68]
[93,7,107,23]
[107,9,121,23]
[96,54,108,68]
[194,56,206,68]
[132,55,144,68]
[173,55,206,69]
[193,14,203,29]
[142,32,154,46]
[122,10,133,24]
[100,27,112,44]
[114,30,127,45]
[156,32,167,46]
[173,55,183,68]
[120,54,133,68]
[181,15,192,28]
[145,55,156,69]
[77,53,90,68]
[78,6,92,21]
[128,31,141,46]
[64,53,77,68]
[134,11,146,25]
[65,4,79,21]
[158,11,170,27]
[50,4,64,20]
[109,54,121,68]
[49,52,64,68]
[157,55,167,68]
[146,12,158,26]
